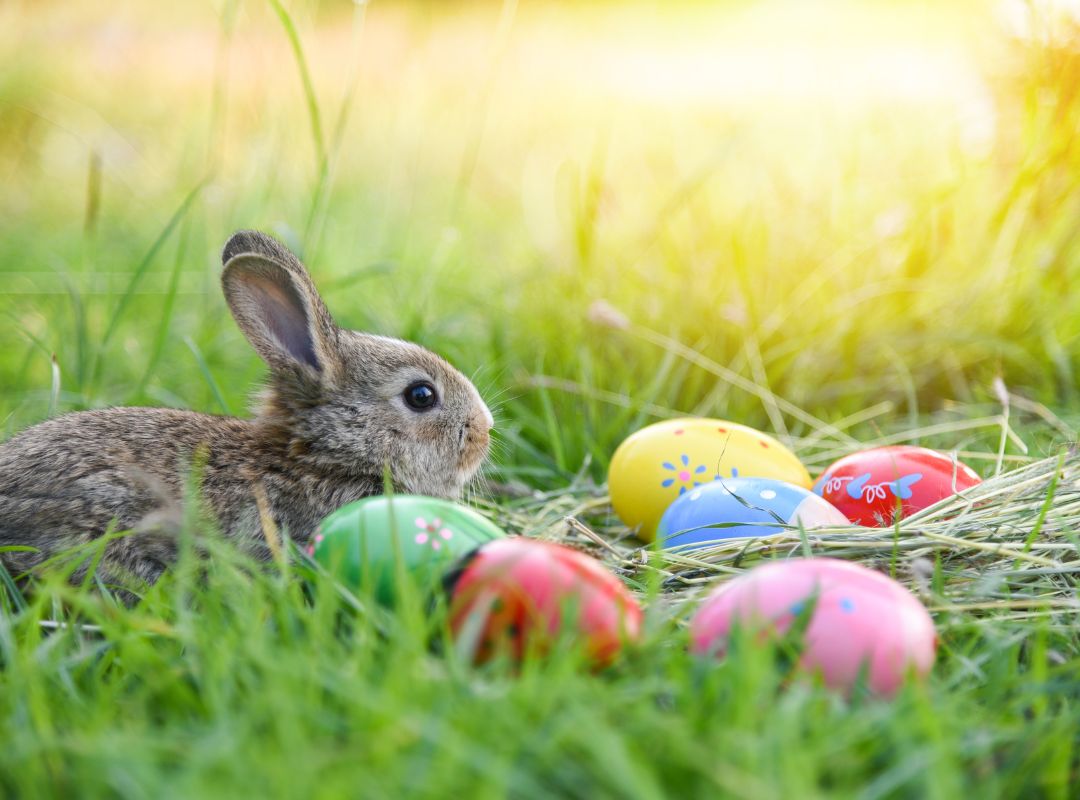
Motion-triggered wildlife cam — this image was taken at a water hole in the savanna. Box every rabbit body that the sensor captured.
[0,231,493,592]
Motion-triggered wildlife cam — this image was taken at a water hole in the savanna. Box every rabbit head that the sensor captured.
[221,231,493,499]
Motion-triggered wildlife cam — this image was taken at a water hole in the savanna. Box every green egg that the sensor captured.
[310,495,507,605]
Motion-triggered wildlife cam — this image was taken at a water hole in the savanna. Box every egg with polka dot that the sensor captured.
[608,418,812,542]
[311,495,506,605]
[690,558,936,696]
[658,477,849,550]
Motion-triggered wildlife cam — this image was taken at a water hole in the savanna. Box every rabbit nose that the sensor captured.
[481,405,494,431]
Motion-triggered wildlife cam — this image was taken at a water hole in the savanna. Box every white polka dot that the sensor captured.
[760,490,777,500]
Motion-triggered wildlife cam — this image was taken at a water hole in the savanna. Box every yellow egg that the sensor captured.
[608,418,812,542]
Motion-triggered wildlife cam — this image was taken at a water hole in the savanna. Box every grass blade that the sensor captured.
[91,180,205,388]
[184,336,232,415]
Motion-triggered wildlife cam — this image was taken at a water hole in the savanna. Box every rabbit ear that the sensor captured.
[222,230,304,268]
[221,235,340,385]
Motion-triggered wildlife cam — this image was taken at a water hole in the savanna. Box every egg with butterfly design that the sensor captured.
[813,446,981,526]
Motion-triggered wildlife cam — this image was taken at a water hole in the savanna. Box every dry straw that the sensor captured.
[480,446,1080,627]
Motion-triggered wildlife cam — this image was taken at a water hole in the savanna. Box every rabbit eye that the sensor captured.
[403,381,438,411]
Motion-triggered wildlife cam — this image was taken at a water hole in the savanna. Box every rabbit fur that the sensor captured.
[0,230,493,592]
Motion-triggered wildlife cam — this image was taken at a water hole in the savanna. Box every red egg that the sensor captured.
[447,538,643,666]
[813,446,981,526]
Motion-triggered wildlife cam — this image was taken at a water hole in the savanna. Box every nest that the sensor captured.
[479,448,1080,627]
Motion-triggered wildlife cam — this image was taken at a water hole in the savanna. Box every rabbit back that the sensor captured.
[0,406,380,589]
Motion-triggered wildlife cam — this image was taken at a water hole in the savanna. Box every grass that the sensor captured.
[2,0,1080,796]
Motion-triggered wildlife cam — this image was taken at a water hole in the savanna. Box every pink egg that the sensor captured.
[690,558,936,696]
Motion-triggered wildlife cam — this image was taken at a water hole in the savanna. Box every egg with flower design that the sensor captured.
[312,495,506,605]
[608,418,812,542]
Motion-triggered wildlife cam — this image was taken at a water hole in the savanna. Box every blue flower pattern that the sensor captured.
[661,455,739,495]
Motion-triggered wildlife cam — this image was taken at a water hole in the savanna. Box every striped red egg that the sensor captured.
[447,538,643,667]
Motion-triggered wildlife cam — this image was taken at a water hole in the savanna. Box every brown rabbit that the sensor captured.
[0,231,493,594]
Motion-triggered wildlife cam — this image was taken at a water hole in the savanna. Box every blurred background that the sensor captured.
[2,0,1080,487]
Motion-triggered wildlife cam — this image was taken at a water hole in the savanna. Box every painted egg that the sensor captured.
[312,495,506,605]
[447,538,643,667]
[813,445,981,526]
[608,418,812,542]
[690,558,936,696]
[657,477,849,550]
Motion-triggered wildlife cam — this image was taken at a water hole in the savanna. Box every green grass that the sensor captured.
[0,516,1077,799]
[2,0,1080,796]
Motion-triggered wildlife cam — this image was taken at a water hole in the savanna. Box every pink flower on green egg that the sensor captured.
[414,516,454,551]
[306,531,325,557]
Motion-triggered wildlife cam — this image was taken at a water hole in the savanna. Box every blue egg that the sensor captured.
[657,477,849,550]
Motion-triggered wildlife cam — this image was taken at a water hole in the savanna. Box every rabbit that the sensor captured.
[0,230,494,596]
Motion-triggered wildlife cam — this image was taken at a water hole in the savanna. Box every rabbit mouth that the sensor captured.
[458,424,491,479]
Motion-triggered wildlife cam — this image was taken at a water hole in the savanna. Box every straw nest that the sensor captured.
[479,447,1080,626]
